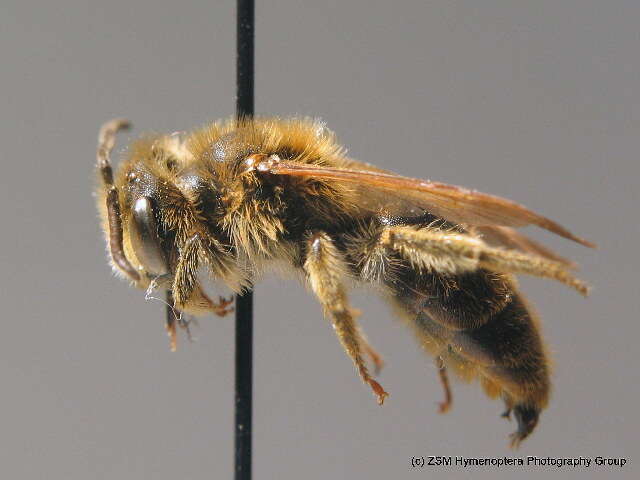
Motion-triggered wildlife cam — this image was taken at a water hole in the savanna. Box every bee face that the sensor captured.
[98,136,180,283]
[95,116,593,446]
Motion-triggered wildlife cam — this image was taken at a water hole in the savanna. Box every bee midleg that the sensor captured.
[435,356,453,414]
[171,233,234,317]
[377,225,552,445]
[97,119,140,282]
[381,226,589,296]
[303,232,388,404]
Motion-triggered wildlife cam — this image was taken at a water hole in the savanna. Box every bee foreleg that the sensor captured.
[303,232,389,405]
[380,226,589,295]
[171,234,235,316]
[165,290,179,352]
[172,234,201,307]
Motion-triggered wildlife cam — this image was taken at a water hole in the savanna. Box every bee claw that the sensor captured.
[437,400,451,414]
[218,295,234,306]
[210,295,235,316]
[369,379,389,405]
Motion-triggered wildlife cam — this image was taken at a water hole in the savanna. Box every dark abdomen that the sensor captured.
[386,264,551,442]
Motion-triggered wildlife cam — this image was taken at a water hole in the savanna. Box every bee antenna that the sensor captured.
[97,118,131,185]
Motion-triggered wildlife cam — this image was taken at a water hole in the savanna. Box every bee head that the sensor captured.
[98,129,196,283]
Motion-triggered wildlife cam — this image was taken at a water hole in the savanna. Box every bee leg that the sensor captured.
[380,226,589,296]
[171,234,235,318]
[143,274,182,351]
[349,308,384,375]
[172,233,202,307]
[208,295,235,316]
[177,313,198,342]
[303,232,389,405]
[360,329,385,376]
[97,119,140,282]
[186,286,234,317]
[165,290,180,352]
[163,290,200,351]
[435,356,453,414]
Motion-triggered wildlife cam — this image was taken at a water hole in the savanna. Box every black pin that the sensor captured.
[235,1,254,479]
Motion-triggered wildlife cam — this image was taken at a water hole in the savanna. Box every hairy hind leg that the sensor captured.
[376,225,552,445]
[303,232,388,404]
[379,226,589,295]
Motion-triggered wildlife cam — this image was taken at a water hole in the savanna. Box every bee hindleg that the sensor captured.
[380,226,589,296]
[435,357,453,414]
[303,232,388,405]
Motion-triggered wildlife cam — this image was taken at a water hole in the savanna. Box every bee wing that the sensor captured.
[265,159,596,248]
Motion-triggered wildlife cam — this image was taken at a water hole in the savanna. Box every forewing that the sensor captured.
[266,160,595,248]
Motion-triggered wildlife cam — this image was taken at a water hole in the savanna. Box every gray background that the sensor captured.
[0,1,637,479]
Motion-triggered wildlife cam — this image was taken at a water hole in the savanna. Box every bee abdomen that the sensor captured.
[450,292,551,407]
[387,267,550,439]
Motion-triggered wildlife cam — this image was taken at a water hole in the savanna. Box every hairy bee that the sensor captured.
[95,117,594,447]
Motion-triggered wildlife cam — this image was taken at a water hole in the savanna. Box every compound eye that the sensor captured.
[128,197,168,276]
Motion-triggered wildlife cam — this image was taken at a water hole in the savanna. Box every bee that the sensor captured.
[95,117,594,447]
